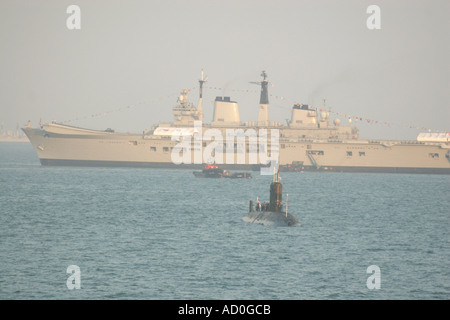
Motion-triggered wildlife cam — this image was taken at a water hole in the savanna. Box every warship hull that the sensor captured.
[22,125,450,174]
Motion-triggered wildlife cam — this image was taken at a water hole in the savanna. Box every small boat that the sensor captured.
[279,161,304,172]
[193,164,252,178]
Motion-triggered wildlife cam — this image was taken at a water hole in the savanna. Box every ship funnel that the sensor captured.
[289,104,318,127]
[211,96,241,126]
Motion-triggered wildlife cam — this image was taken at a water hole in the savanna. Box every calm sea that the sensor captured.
[0,142,449,300]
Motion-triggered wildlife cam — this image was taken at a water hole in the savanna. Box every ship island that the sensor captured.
[22,70,450,174]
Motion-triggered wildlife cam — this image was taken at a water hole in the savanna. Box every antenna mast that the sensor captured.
[199,69,207,99]
[197,69,207,121]
[249,70,270,126]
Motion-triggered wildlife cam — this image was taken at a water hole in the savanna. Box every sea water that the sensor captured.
[0,142,449,299]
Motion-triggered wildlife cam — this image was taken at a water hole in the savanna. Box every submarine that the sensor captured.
[243,172,299,227]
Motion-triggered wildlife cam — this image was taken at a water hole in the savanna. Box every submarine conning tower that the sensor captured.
[269,172,283,212]
[245,171,299,226]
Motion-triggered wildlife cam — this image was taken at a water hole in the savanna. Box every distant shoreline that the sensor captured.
[0,137,29,143]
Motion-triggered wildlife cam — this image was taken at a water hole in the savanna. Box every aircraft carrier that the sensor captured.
[22,71,450,174]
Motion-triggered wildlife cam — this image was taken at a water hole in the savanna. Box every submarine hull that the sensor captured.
[243,211,299,227]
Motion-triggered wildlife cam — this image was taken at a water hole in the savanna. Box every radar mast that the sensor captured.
[250,70,270,126]
[198,69,207,121]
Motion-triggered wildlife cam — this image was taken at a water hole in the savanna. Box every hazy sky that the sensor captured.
[0,0,448,139]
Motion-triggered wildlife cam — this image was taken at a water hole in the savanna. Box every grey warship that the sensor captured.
[22,70,450,174]
[244,172,299,227]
